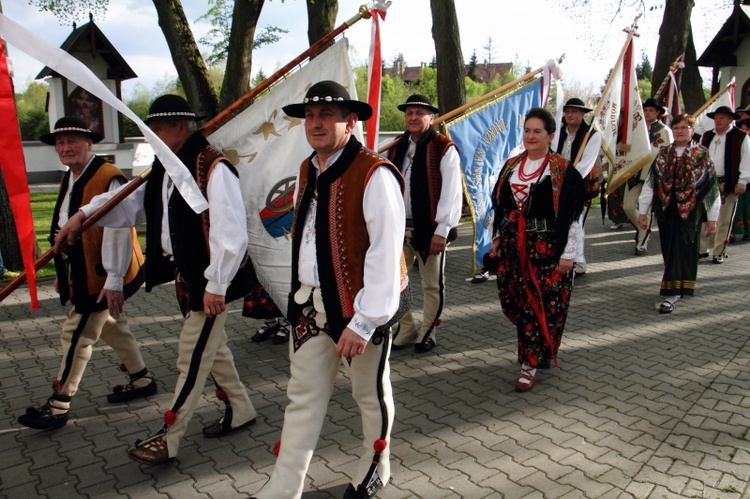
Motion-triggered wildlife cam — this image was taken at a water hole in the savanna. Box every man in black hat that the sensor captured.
[387,94,461,353]
[253,81,405,499]
[699,105,750,263]
[553,97,602,275]
[18,117,154,431]
[55,95,259,464]
[736,106,750,120]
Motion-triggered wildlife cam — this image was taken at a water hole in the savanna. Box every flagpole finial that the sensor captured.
[557,54,566,64]
[629,13,642,31]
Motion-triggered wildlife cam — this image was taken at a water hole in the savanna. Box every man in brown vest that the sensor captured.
[253,80,406,499]
[56,96,259,464]
[388,94,462,353]
[699,106,750,263]
[18,117,154,431]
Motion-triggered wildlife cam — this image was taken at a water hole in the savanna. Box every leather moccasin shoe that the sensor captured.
[128,434,174,465]
[202,417,256,438]
[414,336,435,354]
[17,405,68,430]
[107,378,157,404]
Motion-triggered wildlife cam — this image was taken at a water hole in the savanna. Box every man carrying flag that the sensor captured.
[18,117,154,431]
[553,97,602,275]
[56,95,260,464]
[388,94,462,353]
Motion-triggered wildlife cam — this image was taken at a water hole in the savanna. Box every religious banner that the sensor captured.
[693,78,735,137]
[444,78,543,272]
[602,34,652,193]
[206,39,360,313]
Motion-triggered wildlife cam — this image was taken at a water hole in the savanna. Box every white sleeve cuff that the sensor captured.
[434,223,451,239]
[205,281,229,296]
[348,313,376,341]
[104,275,124,291]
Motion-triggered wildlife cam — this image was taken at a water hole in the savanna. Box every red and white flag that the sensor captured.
[366,1,391,150]
[0,46,38,308]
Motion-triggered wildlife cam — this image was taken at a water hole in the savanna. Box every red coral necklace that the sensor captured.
[518,155,549,182]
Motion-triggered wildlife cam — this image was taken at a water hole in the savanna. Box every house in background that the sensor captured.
[697,0,750,106]
[24,14,152,183]
[385,59,513,85]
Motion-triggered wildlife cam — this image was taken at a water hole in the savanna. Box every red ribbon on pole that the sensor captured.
[366,8,386,150]
[0,45,38,309]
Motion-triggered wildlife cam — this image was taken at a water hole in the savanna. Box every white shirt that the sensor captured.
[505,157,580,260]
[707,124,750,184]
[58,156,132,292]
[560,125,602,178]
[296,146,406,341]
[81,161,247,296]
[638,146,721,220]
[400,135,462,238]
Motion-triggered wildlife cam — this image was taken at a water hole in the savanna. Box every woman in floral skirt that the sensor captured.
[488,108,585,392]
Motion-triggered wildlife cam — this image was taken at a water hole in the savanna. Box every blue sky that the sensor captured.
[3,0,731,98]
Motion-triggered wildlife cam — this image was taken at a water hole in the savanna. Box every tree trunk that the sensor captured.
[306,0,338,46]
[152,0,219,118]
[681,27,706,113]
[651,0,704,111]
[429,0,466,114]
[219,0,265,110]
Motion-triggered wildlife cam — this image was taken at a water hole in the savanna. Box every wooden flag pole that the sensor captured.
[201,5,372,137]
[691,79,734,118]
[377,66,546,155]
[0,170,150,303]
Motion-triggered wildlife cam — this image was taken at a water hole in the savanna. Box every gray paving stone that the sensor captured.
[4,218,750,497]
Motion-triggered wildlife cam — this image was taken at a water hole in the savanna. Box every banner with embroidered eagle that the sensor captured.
[206,39,361,314]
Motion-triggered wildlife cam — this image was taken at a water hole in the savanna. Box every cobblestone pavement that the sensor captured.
[1,215,749,498]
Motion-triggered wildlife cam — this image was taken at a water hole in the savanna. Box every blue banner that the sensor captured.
[445,79,542,271]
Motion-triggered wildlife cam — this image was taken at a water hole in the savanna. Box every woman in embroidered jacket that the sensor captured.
[488,107,585,392]
[637,114,720,314]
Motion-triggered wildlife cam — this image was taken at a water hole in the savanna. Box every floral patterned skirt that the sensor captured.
[732,191,750,238]
[495,224,573,369]
[607,184,628,224]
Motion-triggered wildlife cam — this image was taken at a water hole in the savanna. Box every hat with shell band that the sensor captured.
[282,80,373,121]
[397,94,440,114]
[562,97,593,113]
[145,94,205,123]
[40,116,104,145]
[707,105,740,120]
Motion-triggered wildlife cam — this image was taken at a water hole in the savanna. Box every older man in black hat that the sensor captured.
[699,105,750,263]
[552,97,602,275]
[621,97,674,256]
[56,95,259,464]
[386,94,461,353]
[253,81,405,499]
[18,117,153,431]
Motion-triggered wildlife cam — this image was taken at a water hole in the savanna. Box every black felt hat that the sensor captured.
[642,98,667,116]
[39,116,103,145]
[397,94,440,114]
[562,97,593,113]
[145,94,204,123]
[707,105,740,120]
[736,106,748,113]
[282,80,372,121]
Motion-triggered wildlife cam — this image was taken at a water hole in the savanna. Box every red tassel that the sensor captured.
[119,363,128,372]
[163,410,177,425]
[273,441,281,456]
[432,319,442,327]
[215,389,228,401]
[53,380,61,393]
[373,439,388,454]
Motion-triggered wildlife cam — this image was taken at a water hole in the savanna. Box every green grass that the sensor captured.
[31,191,58,278]
[29,191,147,279]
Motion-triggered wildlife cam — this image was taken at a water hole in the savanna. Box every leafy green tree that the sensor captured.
[636,51,653,81]
[15,81,49,140]
[27,0,108,25]
[467,50,479,83]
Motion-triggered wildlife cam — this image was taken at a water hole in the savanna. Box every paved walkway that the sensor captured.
[1,216,749,498]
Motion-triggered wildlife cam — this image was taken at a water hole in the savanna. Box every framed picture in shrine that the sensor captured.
[68,86,104,138]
